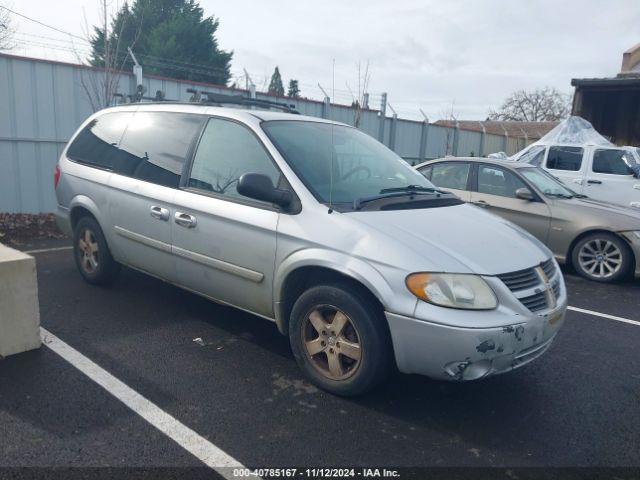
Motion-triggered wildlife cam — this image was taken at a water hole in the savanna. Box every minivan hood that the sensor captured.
[349,204,550,275]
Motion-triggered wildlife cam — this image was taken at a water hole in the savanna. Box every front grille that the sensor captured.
[498,258,561,313]
[541,258,555,278]
[520,291,548,312]
[497,268,539,291]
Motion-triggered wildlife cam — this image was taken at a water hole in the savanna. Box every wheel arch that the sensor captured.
[567,228,636,268]
[274,252,394,336]
[69,195,104,230]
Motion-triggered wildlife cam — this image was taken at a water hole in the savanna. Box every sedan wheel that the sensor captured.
[572,233,632,283]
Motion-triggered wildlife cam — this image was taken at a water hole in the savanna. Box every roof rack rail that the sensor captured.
[186,88,299,114]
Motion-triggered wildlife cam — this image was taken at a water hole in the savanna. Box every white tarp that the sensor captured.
[532,116,613,147]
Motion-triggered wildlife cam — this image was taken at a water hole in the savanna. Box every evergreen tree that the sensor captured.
[287,79,300,98]
[268,67,285,96]
[89,0,232,85]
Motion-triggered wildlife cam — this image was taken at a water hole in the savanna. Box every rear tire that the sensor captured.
[289,283,392,396]
[571,232,633,283]
[73,216,120,285]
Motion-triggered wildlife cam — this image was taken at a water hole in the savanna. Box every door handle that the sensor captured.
[571,178,583,185]
[473,200,489,208]
[174,211,197,228]
[150,205,170,221]
[587,179,603,185]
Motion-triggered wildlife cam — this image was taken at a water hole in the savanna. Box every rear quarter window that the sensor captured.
[114,111,205,188]
[66,112,133,170]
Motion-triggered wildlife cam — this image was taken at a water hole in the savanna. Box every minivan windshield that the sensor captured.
[520,166,579,198]
[262,121,446,210]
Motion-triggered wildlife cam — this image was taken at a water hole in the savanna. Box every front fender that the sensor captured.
[273,248,416,333]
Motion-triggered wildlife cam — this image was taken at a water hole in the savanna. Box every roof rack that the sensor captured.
[187,88,299,114]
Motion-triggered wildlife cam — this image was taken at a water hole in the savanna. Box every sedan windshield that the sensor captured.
[262,121,444,209]
[520,167,578,198]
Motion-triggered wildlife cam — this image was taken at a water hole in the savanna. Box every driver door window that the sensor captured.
[477,166,527,199]
[188,118,281,204]
[592,149,634,175]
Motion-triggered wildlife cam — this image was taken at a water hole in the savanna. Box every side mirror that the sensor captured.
[515,187,535,201]
[237,173,292,208]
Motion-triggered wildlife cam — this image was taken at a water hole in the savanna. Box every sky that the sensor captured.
[4,0,640,120]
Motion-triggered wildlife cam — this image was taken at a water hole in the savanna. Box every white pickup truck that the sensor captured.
[513,143,640,209]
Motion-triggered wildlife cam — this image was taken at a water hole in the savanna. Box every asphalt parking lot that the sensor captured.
[1,238,639,477]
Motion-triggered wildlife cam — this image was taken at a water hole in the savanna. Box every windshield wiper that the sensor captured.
[379,184,447,194]
[353,190,441,210]
[545,192,574,199]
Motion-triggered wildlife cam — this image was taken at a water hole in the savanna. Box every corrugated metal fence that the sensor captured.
[0,53,529,213]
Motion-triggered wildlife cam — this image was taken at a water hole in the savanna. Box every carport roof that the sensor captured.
[571,75,640,88]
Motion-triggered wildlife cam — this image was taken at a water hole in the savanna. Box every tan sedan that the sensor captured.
[416,157,640,283]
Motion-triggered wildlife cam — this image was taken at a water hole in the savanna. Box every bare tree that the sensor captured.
[75,0,141,111]
[346,60,371,128]
[0,2,15,51]
[489,87,571,122]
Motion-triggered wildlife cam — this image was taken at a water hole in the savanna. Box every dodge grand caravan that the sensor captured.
[55,103,567,396]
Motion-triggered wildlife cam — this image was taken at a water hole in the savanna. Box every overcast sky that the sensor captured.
[6,0,640,120]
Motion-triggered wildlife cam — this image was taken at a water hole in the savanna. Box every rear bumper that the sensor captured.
[55,205,72,237]
[385,300,566,381]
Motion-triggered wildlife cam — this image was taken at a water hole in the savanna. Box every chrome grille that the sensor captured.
[497,268,539,291]
[541,258,555,279]
[520,291,548,312]
[498,258,561,313]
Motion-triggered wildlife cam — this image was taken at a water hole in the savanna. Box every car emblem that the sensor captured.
[535,266,557,310]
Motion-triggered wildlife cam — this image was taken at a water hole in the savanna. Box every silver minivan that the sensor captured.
[55,103,567,395]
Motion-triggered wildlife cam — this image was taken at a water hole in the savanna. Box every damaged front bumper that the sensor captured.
[385,291,567,381]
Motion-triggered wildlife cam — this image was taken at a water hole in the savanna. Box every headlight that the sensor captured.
[406,273,497,310]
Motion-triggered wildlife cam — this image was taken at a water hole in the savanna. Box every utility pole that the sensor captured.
[387,102,398,151]
[103,0,109,107]
[243,68,256,99]
[128,47,143,87]
[318,83,331,119]
[377,92,387,142]
[419,110,430,163]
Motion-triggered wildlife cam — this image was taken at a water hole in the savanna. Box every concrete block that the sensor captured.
[0,244,41,357]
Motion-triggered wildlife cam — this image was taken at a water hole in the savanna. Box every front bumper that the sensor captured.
[386,296,567,381]
[620,231,640,278]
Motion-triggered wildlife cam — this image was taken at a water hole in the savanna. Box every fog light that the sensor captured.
[444,359,492,380]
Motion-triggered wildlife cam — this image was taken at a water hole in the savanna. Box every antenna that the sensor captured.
[328,58,335,214]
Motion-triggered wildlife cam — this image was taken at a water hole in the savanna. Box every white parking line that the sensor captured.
[24,246,73,254]
[568,306,640,327]
[40,328,247,478]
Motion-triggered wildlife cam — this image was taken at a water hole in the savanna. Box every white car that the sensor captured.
[514,143,640,209]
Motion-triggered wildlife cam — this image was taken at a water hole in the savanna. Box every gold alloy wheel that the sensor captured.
[302,305,362,381]
[78,228,99,274]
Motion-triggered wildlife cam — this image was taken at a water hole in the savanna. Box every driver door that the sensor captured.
[171,117,282,317]
[470,164,551,244]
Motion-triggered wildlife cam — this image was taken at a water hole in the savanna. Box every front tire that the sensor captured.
[571,232,633,283]
[289,283,392,396]
[73,216,120,285]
